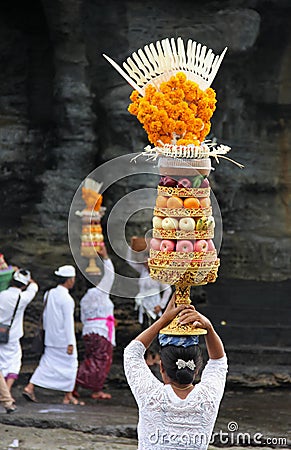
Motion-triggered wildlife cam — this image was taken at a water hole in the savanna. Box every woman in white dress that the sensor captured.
[124,293,228,450]
[23,265,81,405]
[74,245,115,400]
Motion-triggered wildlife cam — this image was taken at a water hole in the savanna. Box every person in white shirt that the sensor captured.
[124,293,228,450]
[23,265,81,405]
[0,269,38,396]
[74,245,115,400]
[127,237,172,328]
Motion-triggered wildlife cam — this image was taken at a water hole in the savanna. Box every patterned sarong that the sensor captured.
[76,333,113,391]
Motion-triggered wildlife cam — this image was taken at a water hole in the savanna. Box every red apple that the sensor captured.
[160,239,175,252]
[150,238,162,250]
[177,177,192,188]
[194,239,209,252]
[206,239,216,251]
[159,176,177,187]
[200,177,210,188]
[176,240,194,252]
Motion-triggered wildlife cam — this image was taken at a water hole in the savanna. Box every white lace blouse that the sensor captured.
[124,340,227,450]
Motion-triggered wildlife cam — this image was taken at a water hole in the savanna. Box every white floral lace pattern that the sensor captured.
[124,340,227,450]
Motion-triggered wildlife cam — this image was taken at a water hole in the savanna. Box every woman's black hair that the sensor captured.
[160,345,203,385]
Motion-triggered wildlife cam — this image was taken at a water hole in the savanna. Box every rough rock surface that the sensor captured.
[0,0,290,369]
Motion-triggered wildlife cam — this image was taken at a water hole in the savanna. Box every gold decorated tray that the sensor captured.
[148,259,220,286]
[149,255,219,270]
[150,249,217,261]
[149,259,220,270]
[154,206,212,217]
[160,319,208,336]
[81,247,100,258]
[81,234,104,242]
[153,229,214,240]
[158,186,210,197]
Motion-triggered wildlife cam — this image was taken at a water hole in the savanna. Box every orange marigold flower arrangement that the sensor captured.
[128,72,217,147]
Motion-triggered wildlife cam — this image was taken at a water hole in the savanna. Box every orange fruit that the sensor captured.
[156,196,168,208]
[199,197,211,208]
[166,196,184,208]
[183,197,200,209]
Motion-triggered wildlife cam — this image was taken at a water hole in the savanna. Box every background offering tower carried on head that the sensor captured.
[104,37,243,335]
[76,178,106,276]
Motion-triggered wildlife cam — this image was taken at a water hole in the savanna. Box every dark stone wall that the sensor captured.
[0,0,290,372]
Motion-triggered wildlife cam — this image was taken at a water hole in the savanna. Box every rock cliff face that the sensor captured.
[0,0,290,369]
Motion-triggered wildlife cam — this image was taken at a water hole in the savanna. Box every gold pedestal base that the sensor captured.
[160,285,207,336]
[148,255,220,336]
[160,317,207,336]
[85,258,101,275]
[81,246,103,276]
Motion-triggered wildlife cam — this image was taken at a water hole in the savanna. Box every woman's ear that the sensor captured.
[159,360,165,374]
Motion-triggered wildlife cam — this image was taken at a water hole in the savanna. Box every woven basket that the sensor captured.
[158,156,211,176]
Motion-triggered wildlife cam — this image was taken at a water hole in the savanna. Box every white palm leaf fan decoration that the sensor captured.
[75,178,104,217]
[103,38,243,167]
[103,37,227,94]
[84,178,103,193]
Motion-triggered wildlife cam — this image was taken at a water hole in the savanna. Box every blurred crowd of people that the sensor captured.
[0,240,171,412]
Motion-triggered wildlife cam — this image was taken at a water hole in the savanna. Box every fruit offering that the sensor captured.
[176,240,194,253]
[183,197,200,209]
[104,37,243,336]
[160,240,175,252]
[179,218,196,231]
[150,165,220,301]
[158,175,210,190]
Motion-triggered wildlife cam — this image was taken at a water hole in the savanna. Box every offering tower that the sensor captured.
[76,178,106,275]
[104,38,242,335]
